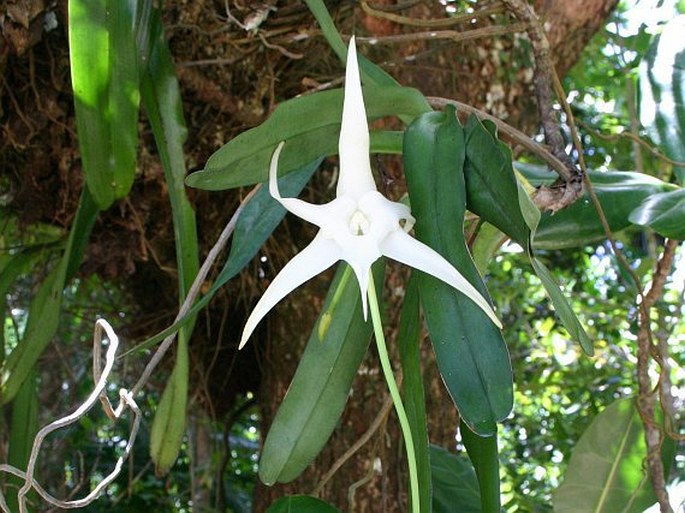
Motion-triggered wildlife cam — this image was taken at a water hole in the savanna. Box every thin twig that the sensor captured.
[257,32,304,59]
[500,0,576,175]
[636,239,678,513]
[311,390,396,497]
[354,23,527,45]
[130,184,261,397]
[427,96,571,182]
[0,320,141,513]
[360,1,505,29]
[577,120,685,168]
[557,51,675,512]
[555,62,676,512]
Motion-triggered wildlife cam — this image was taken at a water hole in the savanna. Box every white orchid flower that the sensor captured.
[239,37,501,349]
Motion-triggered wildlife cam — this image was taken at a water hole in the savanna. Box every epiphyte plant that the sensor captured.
[239,37,501,349]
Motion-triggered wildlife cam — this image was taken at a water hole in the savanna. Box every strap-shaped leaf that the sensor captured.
[69,0,140,208]
[140,9,199,301]
[259,263,382,485]
[141,9,199,475]
[460,421,499,513]
[186,87,429,191]
[404,106,513,436]
[464,116,593,355]
[398,276,431,513]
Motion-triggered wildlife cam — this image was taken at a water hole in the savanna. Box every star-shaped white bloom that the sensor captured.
[239,38,501,348]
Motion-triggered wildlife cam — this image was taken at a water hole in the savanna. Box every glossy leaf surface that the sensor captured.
[463,117,593,355]
[404,107,513,436]
[431,445,481,513]
[461,421,500,513]
[464,117,530,247]
[186,87,428,190]
[629,188,685,239]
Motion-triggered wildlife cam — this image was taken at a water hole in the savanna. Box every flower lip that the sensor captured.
[349,210,371,236]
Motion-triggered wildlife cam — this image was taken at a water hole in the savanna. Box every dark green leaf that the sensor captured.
[629,188,685,239]
[398,276,431,513]
[465,115,530,246]
[459,118,593,355]
[431,445,482,513]
[404,106,513,436]
[266,495,341,513]
[186,87,429,191]
[639,15,685,184]
[68,0,140,208]
[460,421,500,513]
[258,264,382,485]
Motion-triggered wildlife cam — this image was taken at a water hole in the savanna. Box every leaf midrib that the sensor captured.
[593,412,634,513]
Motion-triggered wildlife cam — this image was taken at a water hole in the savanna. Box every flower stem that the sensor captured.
[367,273,420,513]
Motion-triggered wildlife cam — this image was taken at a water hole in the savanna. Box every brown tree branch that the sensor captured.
[636,239,678,513]
[360,1,505,29]
[500,0,584,210]
[311,387,396,497]
[427,97,570,177]
[354,23,527,45]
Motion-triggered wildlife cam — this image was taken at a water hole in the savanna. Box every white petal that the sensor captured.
[380,230,502,328]
[337,37,377,199]
[348,260,370,320]
[239,235,341,348]
[269,141,326,225]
